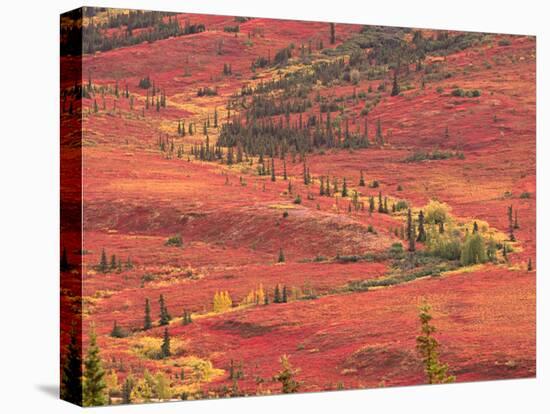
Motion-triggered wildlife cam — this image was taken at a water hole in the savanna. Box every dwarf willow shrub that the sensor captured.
[424,200,450,225]
[460,234,487,266]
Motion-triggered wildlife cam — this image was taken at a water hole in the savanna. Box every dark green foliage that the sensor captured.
[460,234,487,266]
[274,355,301,393]
[165,234,183,247]
[98,248,109,273]
[182,310,192,325]
[359,170,365,186]
[159,294,172,326]
[161,328,171,358]
[61,324,83,405]
[83,327,106,406]
[527,258,533,271]
[391,72,400,96]
[122,376,134,404]
[341,178,348,197]
[110,321,127,338]
[407,209,416,252]
[278,248,285,263]
[417,211,427,242]
[330,23,336,44]
[144,298,152,330]
[404,150,464,162]
[416,303,455,384]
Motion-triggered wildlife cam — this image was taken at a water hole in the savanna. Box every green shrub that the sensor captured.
[395,200,409,211]
[165,234,183,247]
[460,234,487,266]
[519,192,531,199]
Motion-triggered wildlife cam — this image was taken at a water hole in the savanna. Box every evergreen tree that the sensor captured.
[376,119,383,145]
[271,158,276,182]
[342,178,348,197]
[61,324,83,405]
[369,196,375,213]
[416,210,427,242]
[144,298,152,330]
[473,221,479,233]
[283,159,287,180]
[274,285,281,303]
[407,209,416,252]
[514,209,519,229]
[122,376,134,404]
[282,286,288,303]
[378,191,384,213]
[161,328,171,358]
[507,205,515,241]
[391,72,400,96]
[330,23,336,45]
[416,303,455,384]
[110,321,125,338]
[527,257,533,271]
[359,170,365,186]
[110,254,117,270]
[99,248,108,273]
[83,326,107,406]
[159,294,171,326]
[274,355,300,393]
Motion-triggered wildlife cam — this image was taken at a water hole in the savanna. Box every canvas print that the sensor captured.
[60,6,536,407]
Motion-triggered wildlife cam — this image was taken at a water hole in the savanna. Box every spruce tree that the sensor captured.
[161,328,171,358]
[330,23,336,45]
[342,178,348,197]
[407,209,416,252]
[144,298,152,330]
[278,248,285,263]
[61,324,83,405]
[99,248,108,273]
[83,326,107,407]
[378,191,384,213]
[283,159,287,180]
[159,294,171,326]
[416,303,455,384]
[274,285,281,303]
[369,196,375,213]
[282,286,288,303]
[271,158,276,182]
[359,170,365,186]
[122,376,134,404]
[416,211,427,242]
[391,72,400,96]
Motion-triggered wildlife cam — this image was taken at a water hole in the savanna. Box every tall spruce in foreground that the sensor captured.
[416,303,455,384]
[61,324,83,405]
[274,355,301,393]
[330,23,336,44]
[83,326,107,407]
[144,298,152,330]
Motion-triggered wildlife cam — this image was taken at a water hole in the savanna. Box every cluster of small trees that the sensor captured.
[143,295,172,330]
[96,248,133,273]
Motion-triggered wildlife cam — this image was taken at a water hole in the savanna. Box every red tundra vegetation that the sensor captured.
[60,7,535,406]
